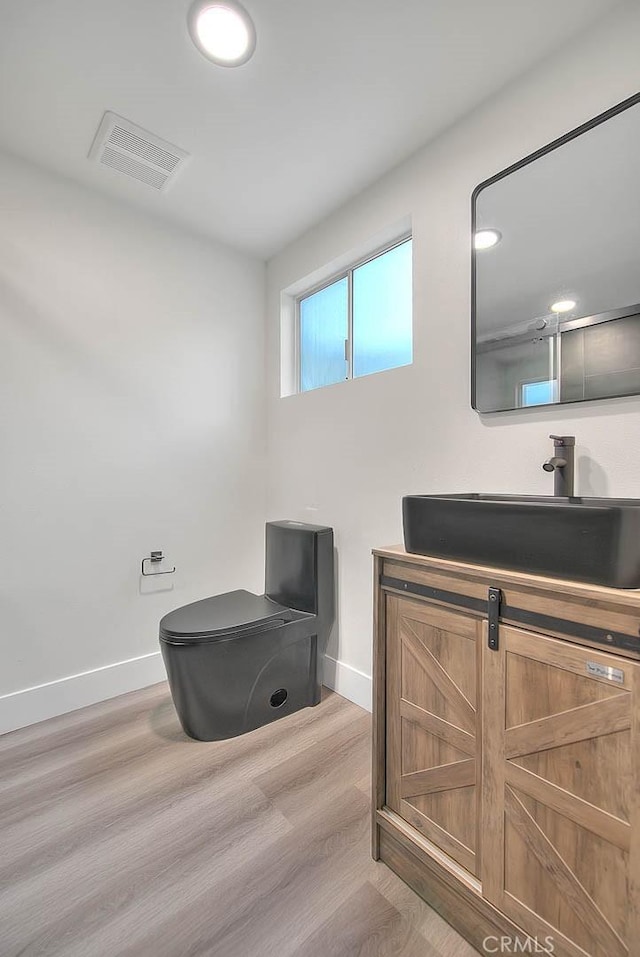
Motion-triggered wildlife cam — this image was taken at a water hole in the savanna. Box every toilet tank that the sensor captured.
[265,521,334,627]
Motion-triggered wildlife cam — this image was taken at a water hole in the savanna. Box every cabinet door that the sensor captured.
[482,624,640,957]
[386,595,482,875]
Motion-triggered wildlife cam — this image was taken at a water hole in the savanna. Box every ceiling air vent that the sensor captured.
[88,112,189,192]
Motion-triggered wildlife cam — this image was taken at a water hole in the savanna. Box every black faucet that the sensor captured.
[542,435,575,497]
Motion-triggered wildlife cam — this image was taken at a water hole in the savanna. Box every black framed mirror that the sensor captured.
[472,92,640,414]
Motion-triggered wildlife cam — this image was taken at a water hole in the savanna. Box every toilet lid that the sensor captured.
[159,589,290,642]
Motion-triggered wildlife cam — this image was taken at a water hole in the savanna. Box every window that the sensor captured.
[520,378,557,407]
[298,238,412,392]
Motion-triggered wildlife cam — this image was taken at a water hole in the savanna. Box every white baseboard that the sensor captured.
[0,652,166,735]
[1,650,371,736]
[323,654,372,712]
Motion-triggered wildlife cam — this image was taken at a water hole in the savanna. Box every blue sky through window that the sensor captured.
[521,379,556,406]
[353,240,412,378]
[300,278,348,392]
[299,238,412,392]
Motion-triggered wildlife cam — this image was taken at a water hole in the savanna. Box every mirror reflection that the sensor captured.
[473,94,640,413]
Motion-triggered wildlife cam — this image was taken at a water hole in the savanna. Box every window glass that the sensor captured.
[296,237,412,393]
[353,240,412,378]
[300,278,348,392]
[521,379,557,406]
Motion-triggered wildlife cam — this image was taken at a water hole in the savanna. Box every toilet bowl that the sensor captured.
[159,521,334,741]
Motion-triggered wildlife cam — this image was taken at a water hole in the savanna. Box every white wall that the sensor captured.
[265,3,640,709]
[0,153,266,731]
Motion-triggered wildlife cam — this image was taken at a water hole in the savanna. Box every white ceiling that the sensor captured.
[0,0,625,258]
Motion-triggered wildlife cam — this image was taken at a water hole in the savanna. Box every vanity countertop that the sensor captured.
[373,543,640,611]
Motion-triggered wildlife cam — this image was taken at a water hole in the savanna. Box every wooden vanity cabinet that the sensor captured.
[373,548,640,957]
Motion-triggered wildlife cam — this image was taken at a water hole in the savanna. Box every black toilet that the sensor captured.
[159,521,334,741]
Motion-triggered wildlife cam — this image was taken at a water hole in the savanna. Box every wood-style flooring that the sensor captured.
[0,684,478,957]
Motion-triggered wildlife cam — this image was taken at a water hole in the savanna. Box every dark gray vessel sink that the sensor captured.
[402,494,640,588]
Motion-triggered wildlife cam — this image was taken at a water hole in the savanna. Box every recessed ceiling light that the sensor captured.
[550,299,577,313]
[188,0,256,67]
[474,229,501,250]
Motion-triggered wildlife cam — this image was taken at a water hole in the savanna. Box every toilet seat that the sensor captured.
[159,588,291,644]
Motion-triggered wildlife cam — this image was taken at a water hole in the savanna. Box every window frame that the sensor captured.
[295,233,412,393]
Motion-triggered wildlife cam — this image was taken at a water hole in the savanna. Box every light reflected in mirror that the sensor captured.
[472,93,640,413]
